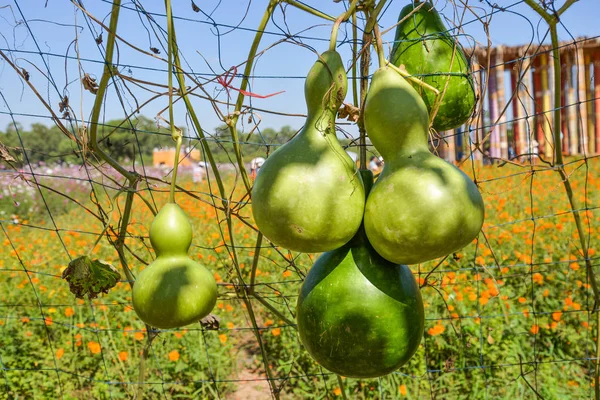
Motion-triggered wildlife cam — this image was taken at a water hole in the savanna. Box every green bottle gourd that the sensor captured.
[363,67,484,265]
[296,171,424,378]
[251,51,364,253]
[132,203,217,329]
[390,1,476,131]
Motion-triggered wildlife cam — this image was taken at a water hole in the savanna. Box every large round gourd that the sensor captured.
[133,203,217,329]
[296,229,424,378]
[363,67,484,265]
[390,1,476,131]
[251,51,364,253]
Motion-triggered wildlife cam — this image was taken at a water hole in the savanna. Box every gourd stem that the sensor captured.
[357,12,371,171]
[115,188,137,289]
[169,135,182,203]
[88,0,135,182]
[329,0,360,52]
[364,0,389,33]
[352,12,367,170]
[165,0,181,204]
[90,6,154,397]
[281,0,335,21]
[247,233,296,326]
[337,375,348,400]
[523,1,598,398]
[229,0,278,194]
[87,223,111,257]
[165,3,226,202]
[249,232,263,291]
[373,24,386,69]
[252,293,296,327]
[386,63,440,96]
[91,0,138,287]
[136,331,156,400]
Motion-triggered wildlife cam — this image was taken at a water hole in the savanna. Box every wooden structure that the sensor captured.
[436,36,600,163]
[152,147,201,167]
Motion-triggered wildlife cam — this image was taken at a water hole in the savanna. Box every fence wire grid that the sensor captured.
[0,0,599,399]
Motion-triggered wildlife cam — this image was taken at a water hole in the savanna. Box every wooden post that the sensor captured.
[533,57,544,161]
[561,51,570,155]
[488,49,500,160]
[495,46,508,159]
[512,52,531,158]
[447,129,456,163]
[595,56,600,154]
[576,47,589,154]
[584,53,594,154]
[469,54,483,162]
[456,127,464,161]
[566,50,579,155]
[540,52,554,158]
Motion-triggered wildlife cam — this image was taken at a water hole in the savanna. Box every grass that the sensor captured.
[0,156,598,399]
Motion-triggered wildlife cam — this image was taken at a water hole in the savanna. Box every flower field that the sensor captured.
[0,156,598,399]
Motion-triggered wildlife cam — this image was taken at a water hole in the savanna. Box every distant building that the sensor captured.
[153,147,201,167]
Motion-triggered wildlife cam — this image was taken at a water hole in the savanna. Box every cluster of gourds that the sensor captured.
[254,2,483,378]
[130,0,483,380]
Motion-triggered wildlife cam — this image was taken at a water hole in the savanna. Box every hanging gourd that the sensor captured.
[132,203,218,329]
[363,65,484,265]
[390,1,476,131]
[251,50,365,253]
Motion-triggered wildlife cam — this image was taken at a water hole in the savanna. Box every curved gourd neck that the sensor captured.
[301,109,337,143]
[300,50,346,143]
[364,67,430,161]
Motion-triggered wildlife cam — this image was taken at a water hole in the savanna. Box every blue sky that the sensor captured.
[0,0,596,139]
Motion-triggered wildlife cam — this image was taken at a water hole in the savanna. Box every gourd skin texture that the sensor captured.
[296,234,424,378]
[390,1,475,132]
[364,68,484,265]
[133,203,217,329]
[251,51,364,253]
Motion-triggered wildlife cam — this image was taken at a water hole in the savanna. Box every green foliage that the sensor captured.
[0,119,304,167]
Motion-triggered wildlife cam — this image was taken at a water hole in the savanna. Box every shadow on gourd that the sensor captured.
[251,50,364,253]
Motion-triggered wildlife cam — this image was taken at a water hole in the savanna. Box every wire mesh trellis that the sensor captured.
[0,0,598,399]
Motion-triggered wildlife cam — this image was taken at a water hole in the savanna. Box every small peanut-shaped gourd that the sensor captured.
[363,67,484,265]
[132,203,217,329]
[251,51,364,253]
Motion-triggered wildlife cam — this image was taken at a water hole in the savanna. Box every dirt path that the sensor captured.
[226,331,272,400]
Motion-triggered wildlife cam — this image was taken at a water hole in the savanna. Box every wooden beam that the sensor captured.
[584,53,594,154]
[540,52,554,158]
[576,47,589,154]
[496,46,508,159]
[533,57,544,160]
[471,54,483,161]
[488,49,501,160]
[561,51,570,155]
[595,57,600,153]
[566,50,579,155]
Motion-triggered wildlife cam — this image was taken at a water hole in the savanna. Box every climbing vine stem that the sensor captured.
[522,1,597,398]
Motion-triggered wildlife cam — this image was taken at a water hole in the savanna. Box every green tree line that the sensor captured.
[0,116,362,167]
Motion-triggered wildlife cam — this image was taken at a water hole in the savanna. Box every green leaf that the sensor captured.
[61,255,121,299]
